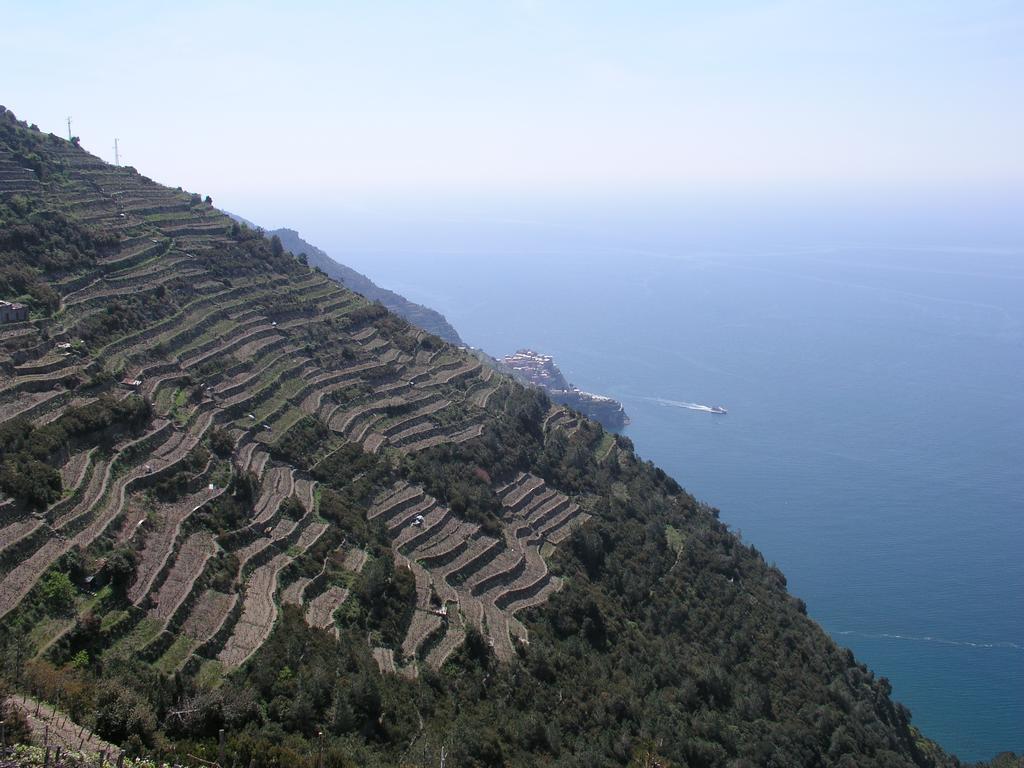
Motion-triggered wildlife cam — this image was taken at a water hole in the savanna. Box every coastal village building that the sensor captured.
[499,349,629,429]
[500,349,571,389]
[0,300,28,323]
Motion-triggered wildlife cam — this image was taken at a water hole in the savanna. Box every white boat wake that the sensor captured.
[833,630,1022,651]
[644,397,726,414]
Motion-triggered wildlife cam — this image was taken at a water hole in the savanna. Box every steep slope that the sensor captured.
[0,107,968,768]
[269,227,464,346]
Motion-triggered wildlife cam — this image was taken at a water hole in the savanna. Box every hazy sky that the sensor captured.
[3,1,1022,229]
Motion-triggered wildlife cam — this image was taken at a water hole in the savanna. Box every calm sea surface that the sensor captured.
[321,220,1023,760]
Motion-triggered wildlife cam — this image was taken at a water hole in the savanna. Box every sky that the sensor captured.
[3,0,1023,232]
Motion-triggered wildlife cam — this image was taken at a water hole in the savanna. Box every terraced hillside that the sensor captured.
[0,115,548,673]
[0,108,964,768]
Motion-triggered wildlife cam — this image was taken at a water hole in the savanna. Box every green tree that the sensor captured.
[93,681,157,747]
[279,495,305,521]
[40,571,75,613]
[209,427,234,457]
[101,547,138,594]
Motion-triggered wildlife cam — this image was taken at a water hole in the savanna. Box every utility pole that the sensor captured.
[113,138,119,166]
[66,116,73,141]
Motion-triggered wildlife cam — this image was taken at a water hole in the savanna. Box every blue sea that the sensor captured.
[306,199,1024,761]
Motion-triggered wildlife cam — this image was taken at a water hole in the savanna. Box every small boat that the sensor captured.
[709,405,727,414]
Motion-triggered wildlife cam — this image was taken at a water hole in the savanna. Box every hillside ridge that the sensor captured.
[268,225,464,346]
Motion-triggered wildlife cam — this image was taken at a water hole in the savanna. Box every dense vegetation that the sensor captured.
[0,396,151,508]
[0,197,118,314]
[0,106,1010,768]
